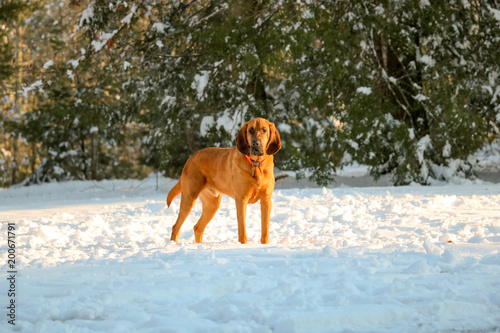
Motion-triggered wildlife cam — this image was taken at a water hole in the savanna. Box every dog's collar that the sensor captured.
[245,155,267,177]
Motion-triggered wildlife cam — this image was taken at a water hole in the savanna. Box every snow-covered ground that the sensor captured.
[1,175,500,332]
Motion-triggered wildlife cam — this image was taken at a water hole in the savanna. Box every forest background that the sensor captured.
[1,0,499,188]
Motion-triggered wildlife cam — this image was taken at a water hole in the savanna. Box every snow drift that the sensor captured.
[1,175,499,332]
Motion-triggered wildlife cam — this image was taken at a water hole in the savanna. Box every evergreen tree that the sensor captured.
[333,1,500,184]
[5,0,150,183]
[11,0,500,186]
[0,0,39,187]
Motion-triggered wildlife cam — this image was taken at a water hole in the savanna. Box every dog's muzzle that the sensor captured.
[251,140,264,156]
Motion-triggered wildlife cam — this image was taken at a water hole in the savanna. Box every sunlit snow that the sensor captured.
[1,174,499,332]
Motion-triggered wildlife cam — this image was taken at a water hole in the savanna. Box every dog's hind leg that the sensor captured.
[170,174,205,242]
[170,193,197,243]
[194,189,221,243]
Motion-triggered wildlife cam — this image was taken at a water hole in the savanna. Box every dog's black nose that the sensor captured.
[252,140,260,147]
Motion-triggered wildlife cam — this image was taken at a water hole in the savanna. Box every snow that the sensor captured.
[160,95,175,107]
[493,85,500,105]
[91,30,118,52]
[200,115,215,136]
[277,123,292,134]
[301,8,314,19]
[408,128,416,140]
[443,140,452,158]
[42,60,54,69]
[19,80,44,98]
[335,163,370,177]
[155,40,164,49]
[152,22,169,34]
[413,93,427,102]
[200,111,244,138]
[475,139,500,174]
[67,57,84,69]
[416,135,432,164]
[192,71,210,101]
[1,175,500,332]
[78,2,94,28]
[356,87,372,95]
[120,4,137,26]
[489,6,500,21]
[419,55,436,68]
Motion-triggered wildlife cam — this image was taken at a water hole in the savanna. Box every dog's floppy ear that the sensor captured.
[236,122,250,155]
[266,123,281,155]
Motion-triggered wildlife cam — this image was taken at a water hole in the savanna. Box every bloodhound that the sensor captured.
[166,118,281,244]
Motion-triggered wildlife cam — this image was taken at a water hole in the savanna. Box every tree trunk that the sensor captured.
[11,17,24,185]
[11,135,18,185]
[91,131,99,180]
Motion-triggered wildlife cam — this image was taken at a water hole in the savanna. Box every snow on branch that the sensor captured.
[78,1,95,28]
[91,30,119,52]
[19,80,44,99]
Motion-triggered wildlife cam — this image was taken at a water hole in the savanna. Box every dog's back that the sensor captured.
[167,147,236,206]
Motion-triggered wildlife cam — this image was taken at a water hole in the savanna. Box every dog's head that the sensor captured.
[236,118,281,157]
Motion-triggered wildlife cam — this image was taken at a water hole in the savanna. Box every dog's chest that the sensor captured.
[248,185,265,204]
[247,174,269,204]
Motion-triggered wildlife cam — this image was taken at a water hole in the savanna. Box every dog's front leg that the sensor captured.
[235,198,248,244]
[260,198,271,244]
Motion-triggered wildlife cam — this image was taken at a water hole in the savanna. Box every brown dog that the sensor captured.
[166,118,281,244]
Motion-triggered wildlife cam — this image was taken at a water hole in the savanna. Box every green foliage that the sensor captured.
[2,0,500,186]
[0,1,34,80]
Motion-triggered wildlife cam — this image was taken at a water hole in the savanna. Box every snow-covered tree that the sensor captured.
[0,1,39,186]
[277,0,500,184]
[7,0,500,186]
[333,0,500,184]
[1,0,151,183]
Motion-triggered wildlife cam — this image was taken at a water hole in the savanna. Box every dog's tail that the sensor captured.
[166,180,182,208]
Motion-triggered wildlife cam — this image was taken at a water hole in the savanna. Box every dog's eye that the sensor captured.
[262,128,267,133]
[249,128,255,134]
